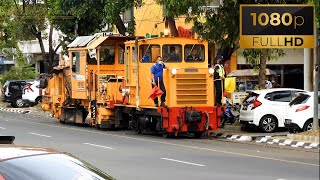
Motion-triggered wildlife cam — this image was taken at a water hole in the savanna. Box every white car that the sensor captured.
[284,91,320,133]
[22,80,45,105]
[239,88,307,133]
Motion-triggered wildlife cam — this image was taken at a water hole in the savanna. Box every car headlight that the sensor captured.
[209,68,214,75]
[171,68,177,75]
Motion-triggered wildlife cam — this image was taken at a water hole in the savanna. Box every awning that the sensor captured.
[67,36,96,48]
[86,36,109,49]
[227,68,277,77]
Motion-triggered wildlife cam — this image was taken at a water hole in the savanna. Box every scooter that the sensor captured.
[220,100,240,127]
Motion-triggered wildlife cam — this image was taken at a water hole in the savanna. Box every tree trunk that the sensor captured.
[259,49,268,89]
[116,15,126,35]
[167,17,179,37]
[33,25,48,73]
[48,25,54,70]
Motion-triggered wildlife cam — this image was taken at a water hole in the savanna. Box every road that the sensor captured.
[0,110,319,180]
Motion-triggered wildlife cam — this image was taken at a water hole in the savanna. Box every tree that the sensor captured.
[192,0,309,89]
[0,50,37,84]
[0,0,62,72]
[103,0,143,35]
[156,0,206,37]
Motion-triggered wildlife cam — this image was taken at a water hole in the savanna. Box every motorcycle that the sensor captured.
[220,100,240,127]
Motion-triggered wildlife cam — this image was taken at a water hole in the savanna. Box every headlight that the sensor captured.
[209,68,215,75]
[171,68,177,75]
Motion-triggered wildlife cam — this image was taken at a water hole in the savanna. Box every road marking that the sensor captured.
[29,132,51,138]
[161,158,205,167]
[83,143,114,150]
[0,127,6,130]
[13,119,319,167]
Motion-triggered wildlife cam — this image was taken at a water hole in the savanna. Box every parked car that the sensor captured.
[239,88,307,133]
[0,136,116,180]
[284,91,320,133]
[22,80,45,105]
[1,80,34,108]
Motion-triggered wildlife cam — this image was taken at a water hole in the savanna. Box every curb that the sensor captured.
[0,107,30,114]
[211,132,320,150]
[255,136,320,150]
[287,134,319,143]
[211,133,253,141]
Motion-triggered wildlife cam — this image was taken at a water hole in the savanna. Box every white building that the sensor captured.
[17,25,64,73]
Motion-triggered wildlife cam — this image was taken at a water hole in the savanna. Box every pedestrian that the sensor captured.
[265,79,272,89]
[150,56,167,107]
[214,55,226,106]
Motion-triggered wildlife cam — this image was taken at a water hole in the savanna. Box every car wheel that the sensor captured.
[14,97,24,108]
[303,119,313,132]
[259,115,278,133]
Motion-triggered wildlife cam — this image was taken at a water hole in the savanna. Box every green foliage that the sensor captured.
[0,51,37,84]
[239,49,285,69]
[192,0,239,47]
[0,0,16,49]
[156,0,206,18]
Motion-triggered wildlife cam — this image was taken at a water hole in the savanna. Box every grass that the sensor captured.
[296,130,320,137]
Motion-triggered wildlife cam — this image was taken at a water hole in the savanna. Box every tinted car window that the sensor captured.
[289,94,310,106]
[272,91,292,102]
[0,153,115,180]
[264,92,273,101]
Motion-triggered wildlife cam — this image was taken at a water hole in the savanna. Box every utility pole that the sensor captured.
[313,13,319,131]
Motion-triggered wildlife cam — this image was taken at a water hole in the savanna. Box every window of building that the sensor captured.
[100,45,115,65]
[139,44,160,63]
[71,52,80,73]
[162,45,182,62]
[184,44,205,62]
[118,45,125,64]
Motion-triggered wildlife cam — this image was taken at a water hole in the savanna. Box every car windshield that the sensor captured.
[0,153,115,180]
[289,93,310,106]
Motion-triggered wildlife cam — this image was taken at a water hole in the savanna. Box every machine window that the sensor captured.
[162,45,182,62]
[87,50,97,65]
[72,52,80,73]
[118,45,125,64]
[139,44,160,63]
[184,44,205,62]
[100,45,115,65]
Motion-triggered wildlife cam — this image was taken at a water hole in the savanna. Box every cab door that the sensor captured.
[70,51,87,100]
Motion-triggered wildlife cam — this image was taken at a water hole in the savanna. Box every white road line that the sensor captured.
[83,143,114,150]
[0,127,6,130]
[29,132,51,138]
[161,158,205,167]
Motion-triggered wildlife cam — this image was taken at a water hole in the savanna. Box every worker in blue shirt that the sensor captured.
[142,50,151,62]
[151,56,167,107]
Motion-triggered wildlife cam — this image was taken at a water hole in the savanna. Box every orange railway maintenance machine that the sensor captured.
[41,33,223,137]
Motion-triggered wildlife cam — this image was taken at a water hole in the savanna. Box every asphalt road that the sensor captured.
[0,111,319,180]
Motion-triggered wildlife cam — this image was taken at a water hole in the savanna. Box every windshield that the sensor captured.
[0,153,115,180]
[289,93,310,106]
